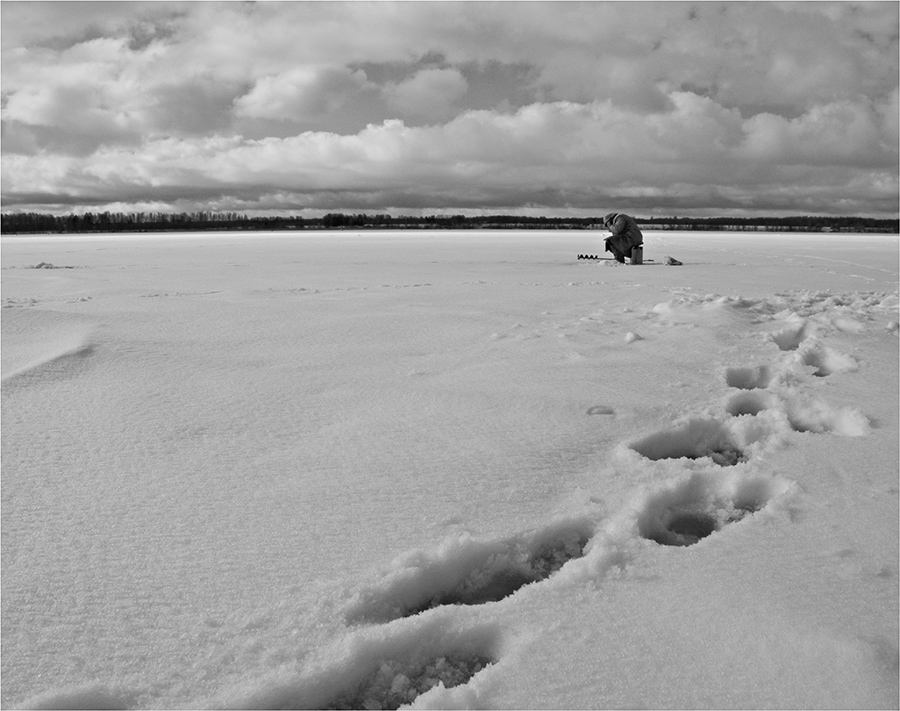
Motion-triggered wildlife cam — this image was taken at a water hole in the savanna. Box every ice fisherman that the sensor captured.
[602,212,643,263]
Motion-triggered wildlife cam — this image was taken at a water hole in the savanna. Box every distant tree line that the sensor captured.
[638,215,898,233]
[2,211,897,234]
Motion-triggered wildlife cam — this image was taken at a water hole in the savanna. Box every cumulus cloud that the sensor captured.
[384,67,469,123]
[5,92,897,215]
[1,1,897,216]
[738,100,892,167]
[3,38,140,143]
[234,66,372,123]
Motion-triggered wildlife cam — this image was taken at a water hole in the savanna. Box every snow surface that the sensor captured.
[2,230,898,710]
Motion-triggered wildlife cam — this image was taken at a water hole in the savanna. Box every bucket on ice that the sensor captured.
[630,246,643,265]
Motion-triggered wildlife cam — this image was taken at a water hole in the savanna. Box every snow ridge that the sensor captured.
[1,334,97,384]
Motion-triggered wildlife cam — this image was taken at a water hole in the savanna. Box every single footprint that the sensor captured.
[726,391,779,417]
[222,618,501,710]
[796,344,857,377]
[770,321,811,351]
[629,418,746,467]
[324,653,493,710]
[345,522,593,624]
[637,471,789,546]
[723,365,773,390]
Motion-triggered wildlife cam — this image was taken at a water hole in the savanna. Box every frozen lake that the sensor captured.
[2,230,898,709]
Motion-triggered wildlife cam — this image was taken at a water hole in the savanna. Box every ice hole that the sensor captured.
[724,365,772,390]
[629,418,746,466]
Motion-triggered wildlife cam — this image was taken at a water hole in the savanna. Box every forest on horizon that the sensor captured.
[2,211,897,234]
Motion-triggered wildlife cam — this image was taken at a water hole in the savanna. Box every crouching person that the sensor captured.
[602,212,643,263]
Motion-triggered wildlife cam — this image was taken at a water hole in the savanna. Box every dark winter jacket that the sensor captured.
[603,213,643,255]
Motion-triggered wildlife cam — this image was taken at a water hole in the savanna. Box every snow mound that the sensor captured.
[785,396,871,437]
[25,262,75,270]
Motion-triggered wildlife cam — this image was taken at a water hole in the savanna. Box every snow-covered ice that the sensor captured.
[2,230,898,709]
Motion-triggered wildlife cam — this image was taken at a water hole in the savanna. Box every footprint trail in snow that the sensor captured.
[209,288,890,710]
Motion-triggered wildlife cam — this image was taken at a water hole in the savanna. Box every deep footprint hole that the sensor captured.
[643,505,762,547]
[413,570,533,611]
[726,391,776,417]
[630,419,747,466]
[647,512,718,546]
[771,323,809,351]
[800,350,831,377]
[724,365,772,390]
[324,654,494,711]
[798,347,856,378]
[346,525,595,626]
[640,475,781,547]
[404,530,591,618]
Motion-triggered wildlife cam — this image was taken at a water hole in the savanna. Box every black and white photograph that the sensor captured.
[2,2,898,709]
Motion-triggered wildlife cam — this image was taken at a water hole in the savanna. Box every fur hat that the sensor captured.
[603,212,618,226]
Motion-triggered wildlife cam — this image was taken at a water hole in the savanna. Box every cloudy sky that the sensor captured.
[2,1,898,218]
